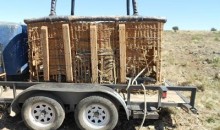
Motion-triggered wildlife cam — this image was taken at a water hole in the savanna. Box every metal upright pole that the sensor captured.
[50,0,57,16]
[127,0,130,15]
[132,0,138,15]
[71,0,75,15]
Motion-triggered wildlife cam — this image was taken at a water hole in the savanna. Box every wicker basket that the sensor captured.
[25,16,166,84]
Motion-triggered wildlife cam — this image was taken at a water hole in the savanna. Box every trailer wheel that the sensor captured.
[74,95,118,130]
[21,96,65,130]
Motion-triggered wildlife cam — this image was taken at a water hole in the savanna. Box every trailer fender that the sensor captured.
[9,83,130,119]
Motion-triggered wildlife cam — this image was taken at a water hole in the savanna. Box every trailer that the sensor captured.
[0,0,197,130]
[0,81,197,130]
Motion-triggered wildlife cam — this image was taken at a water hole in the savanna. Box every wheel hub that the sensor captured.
[84,104,110,127]
[93,111,100,118]
[40,110,46,116]
[31,103,55,125]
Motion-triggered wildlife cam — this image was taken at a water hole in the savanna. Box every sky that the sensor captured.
[0,0,219,30]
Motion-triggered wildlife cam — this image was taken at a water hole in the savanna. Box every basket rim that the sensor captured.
[24,15,167,24]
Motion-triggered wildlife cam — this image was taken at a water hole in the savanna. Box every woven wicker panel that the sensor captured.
[97,23,118,84]
[27,20,163,83]
[125,21,163,82]
[27,23,42,81]
[69,22,91,83]
[28,22,66,81]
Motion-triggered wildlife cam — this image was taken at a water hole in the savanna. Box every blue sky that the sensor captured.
[0,0,219,30]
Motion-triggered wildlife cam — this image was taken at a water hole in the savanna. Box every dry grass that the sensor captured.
[162,30,220,129]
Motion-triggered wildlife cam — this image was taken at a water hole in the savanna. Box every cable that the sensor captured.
[139,83,147,130]
[132,67,146,85]
[126,77,132,90]
[126,68,147,129]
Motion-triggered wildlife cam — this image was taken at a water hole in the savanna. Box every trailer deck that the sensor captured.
[0,81,197,114]
[1,88,184,103]
[0,89,23,103]
[123,91,185,103]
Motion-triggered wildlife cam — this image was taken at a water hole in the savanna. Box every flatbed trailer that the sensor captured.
[0,80,197,130]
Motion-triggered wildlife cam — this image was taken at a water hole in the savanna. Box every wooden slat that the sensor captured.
[157,22,162,83]
[90,25,98,83]
[119,24,126,83]
[41,26,50,81]
[153,22,163,84]
[62,24,73,82]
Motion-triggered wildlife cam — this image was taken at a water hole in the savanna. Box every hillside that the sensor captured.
[162,31,220,130]
[0,31,220,130]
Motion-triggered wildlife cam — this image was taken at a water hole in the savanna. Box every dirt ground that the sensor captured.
[1,30,220,130]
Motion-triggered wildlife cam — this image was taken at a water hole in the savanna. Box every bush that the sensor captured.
[172,26,179,32]
[211,28,217,31]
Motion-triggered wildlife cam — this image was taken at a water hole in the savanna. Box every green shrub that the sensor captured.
[172,26,179,32]
[206,117,215,123]
[211,28,217,31]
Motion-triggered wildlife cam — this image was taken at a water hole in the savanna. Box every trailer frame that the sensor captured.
[0,81,197,115]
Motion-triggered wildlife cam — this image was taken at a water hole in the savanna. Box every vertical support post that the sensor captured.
[13,84,16,98]
[190,88,197,109]
[71,0,75,15]
[157,22,162,83]
[90,25,98,83]
[157,23,163,83]
[127,88,131,108]
[158,89,162,107]
[119,24,126,83]
[50,0,57,16]
[41,26,50,81]
[132,0,138,15]
[62,24,73,82]
[127,0,130,15]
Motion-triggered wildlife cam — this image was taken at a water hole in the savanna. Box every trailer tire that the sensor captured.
[74,95,118,130]
[21,96,65,130]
